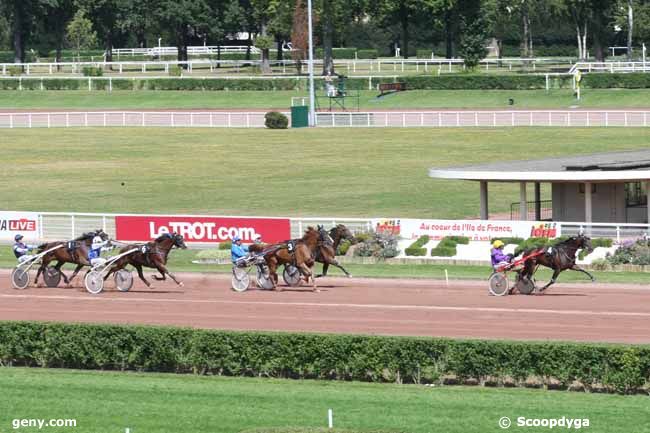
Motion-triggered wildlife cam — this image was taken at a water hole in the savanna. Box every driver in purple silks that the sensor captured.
[490,240,513,270]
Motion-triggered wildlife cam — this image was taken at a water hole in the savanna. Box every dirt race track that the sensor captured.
[1,269,649,344]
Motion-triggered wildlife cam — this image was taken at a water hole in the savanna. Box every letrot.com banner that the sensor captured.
[0,211,39,241]
[372,219,560,241]
[115,215,291,243]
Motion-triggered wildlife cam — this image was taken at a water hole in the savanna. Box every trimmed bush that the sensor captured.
[356,49,378,59]
[404,235,430,256]
[7,66,22,76]
[337,240,351,256]
[0,321,648,393]
[264,111,288,129]
[218,241,232,250]
[0,79,20,90]
[314,48,357,59]
[582,73,650,89]
[82,66,103,77]
[168,66,182,77]
[416,49,434,58]
[430,236,469,257]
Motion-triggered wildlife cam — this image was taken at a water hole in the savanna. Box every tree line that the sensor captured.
[1,0,649,71]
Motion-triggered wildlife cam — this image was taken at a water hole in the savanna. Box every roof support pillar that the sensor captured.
[646,181,650,225]
[584,182,593,225]
[534,182,541,220]
[480,181,488,220]
[519,182,528,220]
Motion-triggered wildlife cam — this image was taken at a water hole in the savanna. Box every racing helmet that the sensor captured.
[14,234,24,242]
[492,240,504,249]
[232,235,242,242]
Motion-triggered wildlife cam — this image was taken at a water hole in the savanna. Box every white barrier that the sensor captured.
[2,110,648,129]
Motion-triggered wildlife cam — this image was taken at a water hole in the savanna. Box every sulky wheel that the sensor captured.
[488,272,509,296]
[516,276,536,295]
[84,270,105,295]
[282,265,301,287]
[43,266,62,288]
[256,266,275,290]
[114,269,134,292]
[231,267,250,292]
[11,264,30,290]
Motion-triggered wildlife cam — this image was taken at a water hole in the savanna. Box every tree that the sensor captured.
[66,9,97,61]
[116,0,154,48]
[291,0,309,74]
[459,16,488,68]
[75,0,121,63]
[154,0,211,65]
[3,0,54,63]
[41,0,75,65]
[377,0,423,58]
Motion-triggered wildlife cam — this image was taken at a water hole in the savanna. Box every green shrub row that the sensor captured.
[0,321,648,393]
[404,235,430,256]
[430,236,469,257]
[82,66,103,77]
[2,73,649,91]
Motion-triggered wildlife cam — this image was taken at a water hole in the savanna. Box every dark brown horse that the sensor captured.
[315,224,356,278]
[521,234,595,292]
[103,232,187,288]
[35,229,109,286]
[251,227,322,291]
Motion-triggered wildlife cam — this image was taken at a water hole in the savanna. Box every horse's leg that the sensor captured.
[34,263,45,287]
[571,265,596,282]
[154,263,184,287]
[316,262,330,278]
[298,262,317,292]
[539,268,561,292]
[65,264,84,286]
[134,264,153,288]
[332,261,352,278]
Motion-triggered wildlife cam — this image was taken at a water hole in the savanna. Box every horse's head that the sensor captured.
[577,234,593,253]
[155,232,187,249]
[172,232,188,249]
[335,224,357,244]
[95,229,109,242]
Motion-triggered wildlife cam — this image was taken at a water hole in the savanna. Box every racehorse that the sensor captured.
[520,234,595,292]
[103,232,187,288]
[34,229,109,287]
[251,227,323,291]
[315,224,356,278]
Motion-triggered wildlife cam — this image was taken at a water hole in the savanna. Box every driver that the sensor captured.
[88,234,112,267]
[490,240,513,270]
[13,234,36,263]
[231,235,249,265]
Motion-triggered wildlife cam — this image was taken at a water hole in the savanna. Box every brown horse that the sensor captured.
[103,232,187,288]
[521,234,595,292]
[252,227,322,291]
[315,224,356,278]
[35,229,109,286]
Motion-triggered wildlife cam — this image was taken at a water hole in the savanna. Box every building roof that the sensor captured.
[428,149,650,183]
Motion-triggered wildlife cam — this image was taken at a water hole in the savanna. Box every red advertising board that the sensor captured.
[115,215,291,243]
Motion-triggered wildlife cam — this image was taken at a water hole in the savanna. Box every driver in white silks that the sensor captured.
[88,234,113,267]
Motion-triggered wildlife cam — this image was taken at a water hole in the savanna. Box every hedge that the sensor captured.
[404,235,430,256]
[0,322,648,393]
[430,236,470,257]
[2,73,650,92]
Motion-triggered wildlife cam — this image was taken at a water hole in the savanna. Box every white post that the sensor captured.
[28,113,32,128]
[307,0,316,126]
[584,182,592,224]
[519,182,527,220]
[480,181,489,220]
[47,113,50,128]
[328,409,333,429]
[122,112,126,126]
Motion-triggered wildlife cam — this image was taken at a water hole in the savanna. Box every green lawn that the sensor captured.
[1,89,650,110]
[3,128,650,219]
[1,367,648,433]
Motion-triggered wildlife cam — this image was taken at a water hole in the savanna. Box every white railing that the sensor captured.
[2,110,648,129]
[113,45,261,58]
[0,111,280,128]
[315,110,650,128]
[0,57,576,76]
[4,211,648,245]
[570,61,650,74]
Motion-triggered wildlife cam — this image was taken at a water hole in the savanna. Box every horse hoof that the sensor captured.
[148,285,155,290]
[179,282,185,287]
[347,274,353,278]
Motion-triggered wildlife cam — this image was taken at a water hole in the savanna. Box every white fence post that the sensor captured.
[85,113,88,127]
[28,113,32,128]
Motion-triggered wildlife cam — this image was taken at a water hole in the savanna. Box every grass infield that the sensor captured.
[1,89,650,110]
[3,127,650,218]
[1,367,649,433]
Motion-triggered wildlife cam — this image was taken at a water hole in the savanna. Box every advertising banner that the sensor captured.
[372,218,560,241]
[115,215,291,243]
[0,211,39,241]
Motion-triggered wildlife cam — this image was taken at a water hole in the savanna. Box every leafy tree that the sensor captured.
[3,0,54,63]
[66,9,97,61]
[291,0,309,73]
[459,15,488,68]
[116,0,154,48]
[153,0,211,65]
[376,0,423,58]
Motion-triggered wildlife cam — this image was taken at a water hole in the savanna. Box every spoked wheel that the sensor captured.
[282,265,301,287]
[11,264,30,290]
[488,272,509,296]
[84,270,105,295]
[231,267,250,292]
[114,269,134,292]
[516,276,536,295]
[43,266,62,288]
[256,266,275,290]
